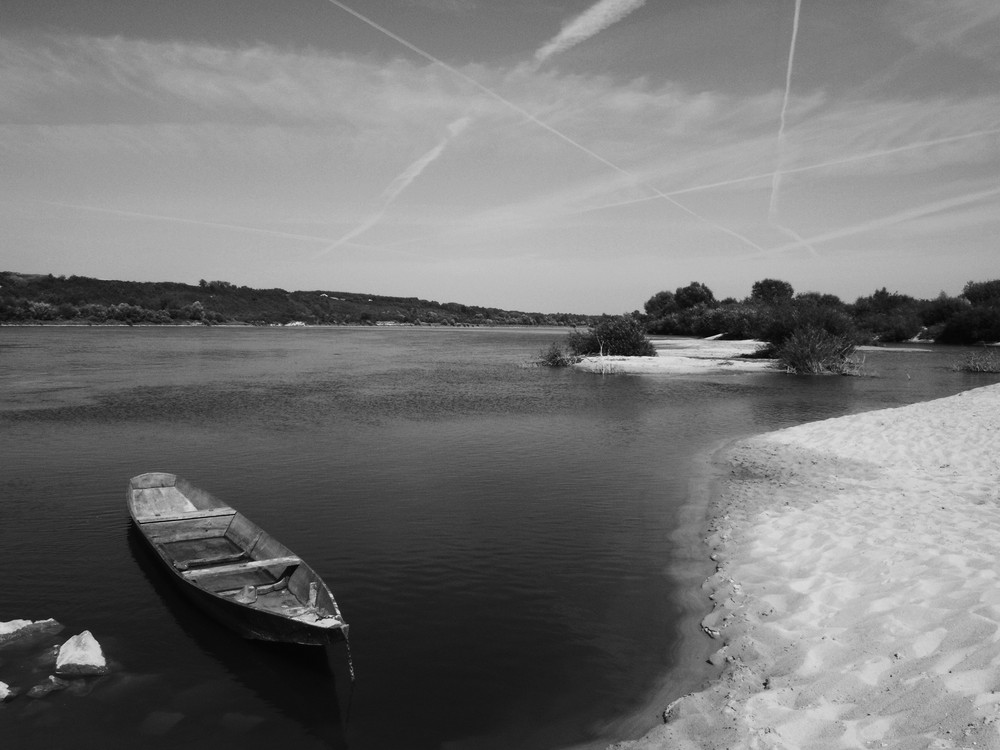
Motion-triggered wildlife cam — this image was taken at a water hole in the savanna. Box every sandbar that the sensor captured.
[574,339,775,375]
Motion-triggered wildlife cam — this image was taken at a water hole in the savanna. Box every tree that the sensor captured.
[938,308,1000,345]
[675,281,715,310]
[750,278,794,305]
[643,290,678,319]
[962,280,1000,307]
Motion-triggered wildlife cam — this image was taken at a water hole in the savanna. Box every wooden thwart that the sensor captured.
[182,555,302,579]
[138,507,237,525]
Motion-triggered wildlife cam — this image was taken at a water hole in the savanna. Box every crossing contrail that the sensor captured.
[571,127,1000,215]
[769,0,802,222]
[766,0,819,256]
[759,185,1000,256]
[324,116,472,252]
[534,0,647,66]
[324,0,766,253]
[366,126,1000,256]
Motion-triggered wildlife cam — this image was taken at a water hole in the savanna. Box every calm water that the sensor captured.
[1,327,995,750]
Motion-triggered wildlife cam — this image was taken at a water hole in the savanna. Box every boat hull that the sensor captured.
[127,472,349,647]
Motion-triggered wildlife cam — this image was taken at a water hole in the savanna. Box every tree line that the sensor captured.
[0,272,596,328]
[642,278,1000,346]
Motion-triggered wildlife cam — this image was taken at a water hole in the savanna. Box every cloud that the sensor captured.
[404,0,478,12]
[892,0,1000,66]
[534,0,647,65]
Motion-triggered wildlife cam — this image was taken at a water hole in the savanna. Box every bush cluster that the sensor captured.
[566,315,656,357]
[773,326,859,375]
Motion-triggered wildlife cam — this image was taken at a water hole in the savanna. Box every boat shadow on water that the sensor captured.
[126,525,352,749]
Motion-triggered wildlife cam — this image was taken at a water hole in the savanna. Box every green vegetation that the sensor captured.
[538,314,655,367]
[566,315,656,357]
[953,348,1000,373]
[536,341,578,367]
[0,272,596,328]
[773,326,860,375]
[644,278,1000,347]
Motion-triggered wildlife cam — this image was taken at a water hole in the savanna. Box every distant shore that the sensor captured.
[607,382,1000,749]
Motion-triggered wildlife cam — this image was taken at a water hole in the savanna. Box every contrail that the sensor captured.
[534,0,647,66]
[769,0,802,222]
[365,127,1000,254]
[324,0,766,253]
[760,185,1000,256]
[572,127,1000,214]
[767,0,818,256]
[324,116,472,252]
[38,200,337,245]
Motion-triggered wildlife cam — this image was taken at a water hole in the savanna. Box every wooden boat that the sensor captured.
[127,472,349,646]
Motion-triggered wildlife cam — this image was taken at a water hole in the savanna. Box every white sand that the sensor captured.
[574,339,775,375]
[613,383,1000,750]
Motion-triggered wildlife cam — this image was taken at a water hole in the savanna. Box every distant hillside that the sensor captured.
[0,272,599,327]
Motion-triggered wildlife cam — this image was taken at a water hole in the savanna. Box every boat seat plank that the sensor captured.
[172,552,247,571]
[181,555,302,579]
[136,507,237,525]
[150,529,228,544]
[131,486,197,520]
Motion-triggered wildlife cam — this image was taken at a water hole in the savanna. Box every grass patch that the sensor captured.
[952,348,1000,373]
[775,326,860,375]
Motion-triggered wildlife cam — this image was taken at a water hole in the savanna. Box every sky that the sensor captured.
[2,0,998,314]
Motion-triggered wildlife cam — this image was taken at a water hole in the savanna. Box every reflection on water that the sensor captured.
[1,327,996,749]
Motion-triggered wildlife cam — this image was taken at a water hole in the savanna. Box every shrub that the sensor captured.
[952,348,1000,373]
[537,342,576,367]
[755,303,855,349]
[855,312,922,343]
[567,315,656,357]
[775,326,859,375]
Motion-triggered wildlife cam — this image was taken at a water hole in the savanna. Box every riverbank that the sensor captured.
[613,382,1000,749]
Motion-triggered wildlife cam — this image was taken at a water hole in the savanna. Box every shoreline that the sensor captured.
[613,382,1000,749]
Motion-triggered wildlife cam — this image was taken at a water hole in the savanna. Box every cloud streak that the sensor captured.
[761,185,1000,257]
[534,0,647,65]
[324,116,473,252]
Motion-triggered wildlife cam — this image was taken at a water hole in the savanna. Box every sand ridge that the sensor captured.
[616,383,1000,750]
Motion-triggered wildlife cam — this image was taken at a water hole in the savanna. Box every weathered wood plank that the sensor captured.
[182,556,302,579]
[137,507,236,524]
[131,486,197,520]
[150,529,229,544]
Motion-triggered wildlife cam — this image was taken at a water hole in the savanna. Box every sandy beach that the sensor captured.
[602,367,1000,749]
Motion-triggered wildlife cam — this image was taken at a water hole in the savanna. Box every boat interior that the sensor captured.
[131,478,337,621]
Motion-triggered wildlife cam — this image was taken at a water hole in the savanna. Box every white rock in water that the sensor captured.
[55,630,108,676]
[0,680,13,702]
[0,618,62,644]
